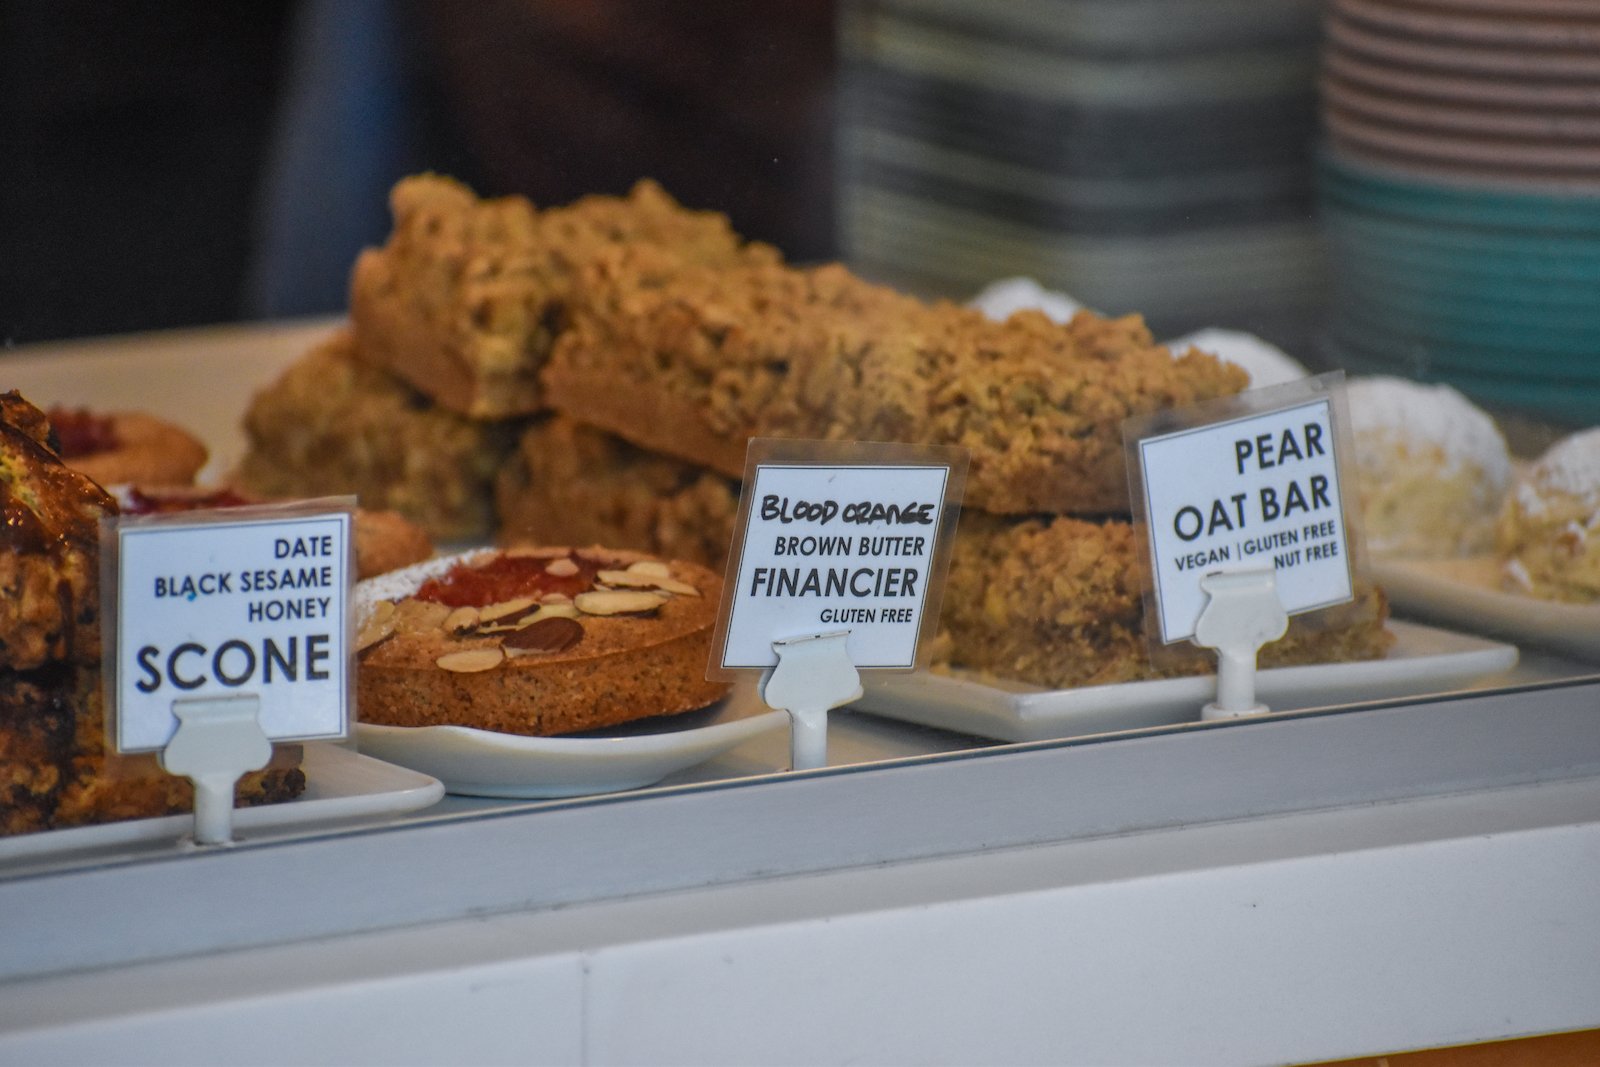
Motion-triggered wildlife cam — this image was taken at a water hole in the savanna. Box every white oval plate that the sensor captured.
[356,689,789,799]
[1372,557,1600,664]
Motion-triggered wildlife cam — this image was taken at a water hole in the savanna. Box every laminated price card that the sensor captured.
[110,502,354,753]
[1127,376,1359,646]
[712,439,967,673]
[711,438,966,769]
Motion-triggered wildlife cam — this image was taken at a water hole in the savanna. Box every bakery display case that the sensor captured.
[4,313,1598,1066]
[3,2,1599,1063]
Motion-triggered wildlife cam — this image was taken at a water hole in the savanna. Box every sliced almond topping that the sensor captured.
[651,576,701,597]
[479,596,537,623]
[394,599,451,635]
[503,615,584,655]
[443,606,480,635]
[539,592,572,605]
[574,589,667,616]
[478,602,580,633]
[598,568,701,597]
[436,647,505,673]
[597,568,667,589]
[625,560,671,579]
[356,600,397,652]
[544,557,579,577]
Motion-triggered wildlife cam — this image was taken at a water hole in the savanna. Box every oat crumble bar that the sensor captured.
[349,174,778,418]
[543,244,1250,515]
[235,329,520,542]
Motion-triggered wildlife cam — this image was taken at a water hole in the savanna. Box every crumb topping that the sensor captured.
[1347,376,1511,485]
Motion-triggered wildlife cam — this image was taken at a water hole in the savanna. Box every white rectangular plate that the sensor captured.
[1372,558,1600,664]
[0,744,443,866]
[855,621,1518,744]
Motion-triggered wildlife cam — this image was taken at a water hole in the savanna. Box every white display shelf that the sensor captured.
[1,684,1598,1066]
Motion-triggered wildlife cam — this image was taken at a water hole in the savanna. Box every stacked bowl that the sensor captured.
[1318,0,1600,426]
[836,0,1328,345]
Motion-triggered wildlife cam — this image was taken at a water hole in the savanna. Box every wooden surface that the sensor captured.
[1311,1028,1600,1066]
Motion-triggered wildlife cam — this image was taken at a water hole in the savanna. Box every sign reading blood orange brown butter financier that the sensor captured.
[714,439,966,674]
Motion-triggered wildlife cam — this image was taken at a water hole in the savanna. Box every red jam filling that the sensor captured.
[121,487,254,515]
[414,553,600,607]
[48,407,119,458]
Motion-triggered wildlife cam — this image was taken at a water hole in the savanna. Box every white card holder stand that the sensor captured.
[157,694,273,846]
[760,631,863,771]
[1193,568,1289,721]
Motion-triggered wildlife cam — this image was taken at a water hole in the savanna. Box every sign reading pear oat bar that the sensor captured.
[1127,375,1359,646]
[712,439,966,674]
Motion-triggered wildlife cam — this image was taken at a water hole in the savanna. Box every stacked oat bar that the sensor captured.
[238,176,1392,688]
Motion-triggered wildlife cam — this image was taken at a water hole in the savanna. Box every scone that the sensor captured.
[1346,376,1512,558]
[2,392,306,836]
[356,546,729,735]
[1498,426,1600,603]
[0,665,306,837]
[1,391,118,670]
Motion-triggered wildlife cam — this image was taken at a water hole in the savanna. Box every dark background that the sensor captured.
[0,0,838,346]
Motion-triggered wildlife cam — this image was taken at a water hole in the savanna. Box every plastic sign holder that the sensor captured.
[710,438,966,772]
[1193,568,1289,719]
[158,695,273,845]
[1125,374,1364,720]
[104,499,356,846]
[761,631,864,769]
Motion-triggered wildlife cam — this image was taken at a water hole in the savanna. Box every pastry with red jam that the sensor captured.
[354,546,728,735]
[48,406,209,488]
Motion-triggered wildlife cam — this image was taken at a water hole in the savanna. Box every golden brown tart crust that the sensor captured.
[357,546,729,736]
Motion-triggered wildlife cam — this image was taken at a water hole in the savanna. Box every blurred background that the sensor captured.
[2,0,1595,429]
[0,0,839,344]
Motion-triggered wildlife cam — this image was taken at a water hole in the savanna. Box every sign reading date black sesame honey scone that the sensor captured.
[713,438,966,674]
[353,546,729,736]
[115,505,354,752]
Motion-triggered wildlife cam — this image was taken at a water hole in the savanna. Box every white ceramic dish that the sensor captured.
[855,621,1518,744]
[1372,558,1600,664]
[356,688,790,799]
[0,743,443,865]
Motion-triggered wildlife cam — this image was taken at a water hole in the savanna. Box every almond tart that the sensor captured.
[354,546,729,736]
